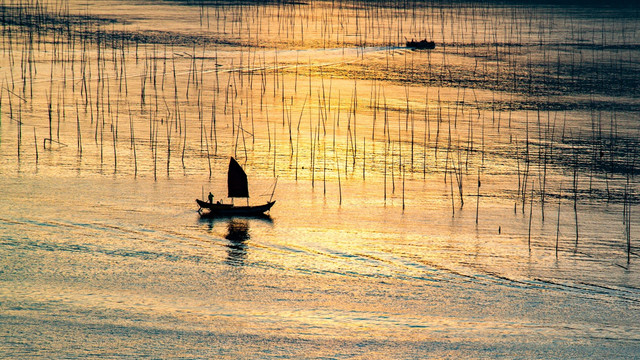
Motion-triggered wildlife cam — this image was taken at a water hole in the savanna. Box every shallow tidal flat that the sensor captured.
[1,0,640,358]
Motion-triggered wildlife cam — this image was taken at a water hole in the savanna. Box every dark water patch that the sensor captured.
[3,236,208,264]
[483,0,640,8]
[4,217,157,239]
[171,0,640,9]
[314,59,640,103]
[20,219,58,228]
[542,187,640,205]
[457,267,640,304]
[454,42,640,52]
[90,29,252,48]
[163,0,309,5]
[0,5,118,30]
[549,135,640,179]
[0,3,251,49]
[534,278,640,304]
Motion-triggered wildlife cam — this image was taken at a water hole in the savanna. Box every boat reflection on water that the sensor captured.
[199,215,273,266]
[225,219,250,265]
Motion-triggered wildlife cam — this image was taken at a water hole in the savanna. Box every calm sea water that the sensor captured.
[3,175,640,358]
[1,0,640,358]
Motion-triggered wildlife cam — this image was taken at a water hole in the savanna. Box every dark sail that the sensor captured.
[228,157,249,198]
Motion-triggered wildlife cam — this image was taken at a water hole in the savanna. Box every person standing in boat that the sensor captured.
[208,192,214,204]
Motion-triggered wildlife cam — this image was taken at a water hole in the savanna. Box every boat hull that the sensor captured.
[406,40,435,50]
[196,199,234,210]
[197,199,275,217]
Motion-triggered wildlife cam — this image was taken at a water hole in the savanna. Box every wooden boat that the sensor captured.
[406,39,435,50]
[197,157,276,217]
[197,199,276,217]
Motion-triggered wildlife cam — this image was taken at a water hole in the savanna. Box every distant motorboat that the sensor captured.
[197,157,276,217]
[406,39,436,50]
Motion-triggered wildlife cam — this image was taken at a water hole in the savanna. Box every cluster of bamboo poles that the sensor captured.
[0,0,638,261]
